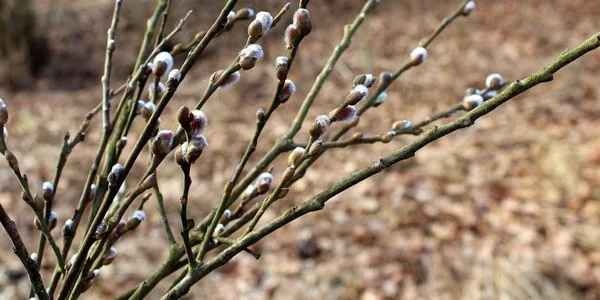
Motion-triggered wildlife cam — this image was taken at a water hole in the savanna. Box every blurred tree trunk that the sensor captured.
[0,0,49,90]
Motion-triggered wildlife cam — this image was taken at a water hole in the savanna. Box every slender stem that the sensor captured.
[154,177,176,245]
[178,163,196,268]
[0,204,49,300]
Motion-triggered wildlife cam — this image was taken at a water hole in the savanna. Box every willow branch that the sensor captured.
[162,33,600,299]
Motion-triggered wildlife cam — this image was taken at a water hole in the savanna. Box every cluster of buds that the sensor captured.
[150,52,174,78]
[211,69,241,89]
[176,107,209,165]
[285,9,312,49]
[239,44,265,70]
[248,11,273,41]
[0,98,7,128]
[462,73,505,110]
[176,135,208,165]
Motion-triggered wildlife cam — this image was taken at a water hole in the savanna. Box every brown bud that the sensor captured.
[94,222,108,240]
[42,181,54,200]
[5,151,19,172]
[381,132,394,143]
[151,52,174,78]
[152,130,174,157]
[462,94,483,111]
[177,106,192,133]
[239,44,264,70]
[63,219,75,238]
[292,9,312,37]
[278,80,297,103]
[235,8,255,21]
[179,134,208,165]
[379,72,393,88]
[309,115,331,140]
[189,110,208,135]
[101,247,118,266]
[288,147,306,168]
[125,210,146,232]
[308,140,323,156]
[107,163,125,187]
[329,105,358,123]
[392,120,413,132]
[256,108,266,122]
[255,172,274,194]
[248,20,265,41]
[353,74,376,88]
[284,25,301,49]
[275,56,289,81]
[485,73,505,90]
[345,85,369,105]
[48,211,58,230]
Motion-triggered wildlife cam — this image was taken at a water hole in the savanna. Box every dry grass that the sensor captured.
[1,0,600,299]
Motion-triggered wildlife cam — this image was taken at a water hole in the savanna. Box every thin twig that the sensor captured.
[154,177,176,245]
[0,204,49,300]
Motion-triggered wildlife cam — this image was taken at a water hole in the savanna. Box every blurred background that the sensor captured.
[1,0,600,299]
